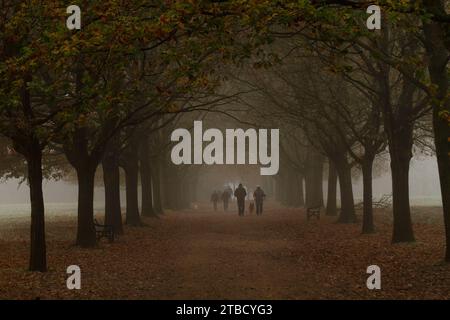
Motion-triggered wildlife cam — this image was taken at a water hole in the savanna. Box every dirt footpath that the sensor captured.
[0,205,449,299]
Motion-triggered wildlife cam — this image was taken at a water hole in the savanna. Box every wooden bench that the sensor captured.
[94,219,115,243]
[307,206,321,220]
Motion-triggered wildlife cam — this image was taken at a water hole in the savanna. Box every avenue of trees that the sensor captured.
[0,1,448,272]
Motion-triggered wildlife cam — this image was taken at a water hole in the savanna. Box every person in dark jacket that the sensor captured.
[253,186,266,216]
[221,188,231,212]
[234,183,247,216]
[211,191,219,211]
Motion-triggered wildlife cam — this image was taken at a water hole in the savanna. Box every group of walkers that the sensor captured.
[211,184,266,216]
[210,186,233,212]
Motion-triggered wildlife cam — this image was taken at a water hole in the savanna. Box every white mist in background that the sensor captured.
[0,156,442,218]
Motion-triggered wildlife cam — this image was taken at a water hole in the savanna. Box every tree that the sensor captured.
[326,162,338,216]
[0,1,73,271]
[139,136,157,218]
[102,136,123,235]
[421,0,450,261]
[55,0,260,246]
[120,130,143,226]
[235,0,448,250]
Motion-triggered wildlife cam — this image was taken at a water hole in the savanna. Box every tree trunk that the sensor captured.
[139,139,157,217]
[163,162,177,210]
[434,112,450,260]
[390,135,415,243]
[390,153,415,242]
[422,2,450,261]
[152,156,164,214]
[65,146,99,247]
[275,177,283,203]
[191,175,199,203]
[335,155,356,223]
[297,173,305,207]
[326,162,337,216]
[376,28,416,243]
[362,158,375,233]
[179,177,190,209]
[26,144,47,272]
[102,150,123,235]
[285,169,302,207]
[123,150,142,226]
[76,165,97,247]
[305,151,324,208]
[290,172,302,207]
[278,174,288,205]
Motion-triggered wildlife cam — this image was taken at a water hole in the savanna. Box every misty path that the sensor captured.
[158,209,312,299]
[1,205,449,299]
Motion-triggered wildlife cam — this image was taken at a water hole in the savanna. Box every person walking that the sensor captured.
[234,183,247,216]
[253,186,266,216]
[211,191,219,211]
[221,188,231,212]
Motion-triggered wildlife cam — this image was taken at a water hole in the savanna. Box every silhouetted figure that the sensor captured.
[253,186,266,216]
[211,191,219,211]
[234,183,247,216]
[222,189,231,212]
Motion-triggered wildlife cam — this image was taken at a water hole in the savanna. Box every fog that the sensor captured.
[0,156,442,217]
